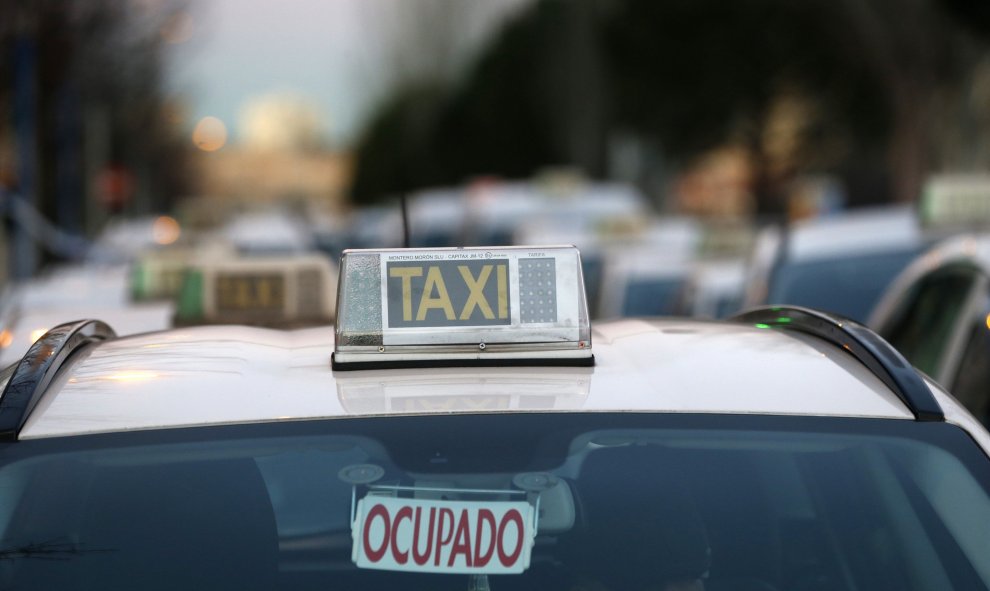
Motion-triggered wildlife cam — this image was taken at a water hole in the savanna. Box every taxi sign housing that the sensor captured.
[333,246,593,369]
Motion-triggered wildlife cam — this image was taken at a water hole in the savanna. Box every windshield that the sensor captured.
[0,414,988,591]
[767,247,920,322]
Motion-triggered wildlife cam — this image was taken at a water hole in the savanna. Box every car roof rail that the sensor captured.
[0,319,116,441]
[731,306,943,422]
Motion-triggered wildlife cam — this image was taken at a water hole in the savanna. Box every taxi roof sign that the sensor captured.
[921,174,990,227]
[332,246,593,370]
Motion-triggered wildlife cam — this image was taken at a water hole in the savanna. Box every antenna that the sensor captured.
[400,194,411,248]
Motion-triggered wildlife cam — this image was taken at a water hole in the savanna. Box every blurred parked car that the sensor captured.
[869,234,990,423]
[597,249,691,318]
[223,210,315,256]
[347,206,405,250]
[741,206,924,323]
[679,258,747,319]
[87,216,184,264]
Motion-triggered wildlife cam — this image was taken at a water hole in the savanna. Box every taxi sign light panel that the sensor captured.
[352,496,535,574]
[921,174,990,227]
[215,273,285,313]
[334,246,593,366]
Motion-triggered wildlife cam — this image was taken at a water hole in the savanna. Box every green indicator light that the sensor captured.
[755,323,771,329]
[776,317,792,324]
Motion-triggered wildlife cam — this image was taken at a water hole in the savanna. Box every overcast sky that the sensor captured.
[164,0,529,148]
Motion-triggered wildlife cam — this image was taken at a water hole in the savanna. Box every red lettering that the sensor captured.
[497,509,524,567]
[362,503,529,571]
[448,509,474,567]
[434,508,455,566]
[363,504,391,563]
[390,506,413,564]
[412,507,435,565]
[473,509,496,566]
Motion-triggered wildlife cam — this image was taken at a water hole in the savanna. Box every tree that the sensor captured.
[351,0,990,212]
[0,0,189,273]
[351,0,603,203]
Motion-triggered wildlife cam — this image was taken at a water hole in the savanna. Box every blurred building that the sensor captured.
[240,94,328,154]
[194,148,352,210]
[1,2,192,279]
[191,94,352,211]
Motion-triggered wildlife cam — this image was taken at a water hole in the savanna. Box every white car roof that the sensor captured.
[6,264,132,311]
[918,233,990,272]
[223,211,314,252]
[87,217,165,263]
[16,318,921,440]
[0,303,174,366]
[788,205,921,262]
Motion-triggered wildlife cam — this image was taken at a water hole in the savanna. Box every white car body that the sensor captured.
[3,246,989,591]
[18,318,978,446]
[868,234,990,419]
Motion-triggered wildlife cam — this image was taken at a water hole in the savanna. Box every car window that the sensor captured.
[881,265,979,376]
[0,414,988,591]
[767,247,919,323]
[621,278,686,316]
[950,290,990,424]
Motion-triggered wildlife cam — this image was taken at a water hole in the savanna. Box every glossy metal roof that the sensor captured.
[18,318,917,440]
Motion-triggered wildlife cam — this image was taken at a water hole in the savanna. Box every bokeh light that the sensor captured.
[29,328,48,343]
[153,215,181,245]
[192,116,227,152]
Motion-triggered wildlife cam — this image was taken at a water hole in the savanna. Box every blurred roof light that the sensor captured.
[192,116,227,152]
[153,216,181,245]
[0,330,12,348]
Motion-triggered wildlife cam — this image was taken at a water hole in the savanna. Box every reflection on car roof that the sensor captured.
[20,318,914,440]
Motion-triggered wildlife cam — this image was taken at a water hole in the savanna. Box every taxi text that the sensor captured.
[386,260,510,328]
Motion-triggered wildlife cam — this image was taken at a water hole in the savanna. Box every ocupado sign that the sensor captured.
[352,496,536,574]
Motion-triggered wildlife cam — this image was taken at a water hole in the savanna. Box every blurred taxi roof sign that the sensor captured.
[176,253,337,327]
[921,174,990,228]
[332,246,593,370]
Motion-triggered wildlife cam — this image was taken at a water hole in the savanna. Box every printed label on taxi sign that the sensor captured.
[215,273,285,312]
[377,248,579,344]
[352,496,535,574]
[387,259,511,327]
